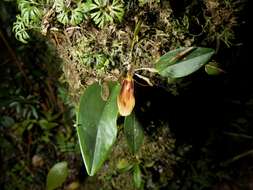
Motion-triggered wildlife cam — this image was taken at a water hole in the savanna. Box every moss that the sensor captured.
[12,0,243,98]
[203,0,238,47]
[49,2,198,102]
[54,0,241,101]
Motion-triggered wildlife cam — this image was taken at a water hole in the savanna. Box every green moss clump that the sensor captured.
[55,2,195,102]
[12,0,243,100]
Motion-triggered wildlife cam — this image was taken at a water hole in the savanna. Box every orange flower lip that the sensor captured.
[117,75,135,116]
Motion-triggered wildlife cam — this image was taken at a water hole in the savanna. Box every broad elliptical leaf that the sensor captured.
[155,47,215,78]
[76,82,120,176]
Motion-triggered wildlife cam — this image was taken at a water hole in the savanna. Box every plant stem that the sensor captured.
[0,29,31,86]
[134,67,158,73]
[221,149,253,166]
[134,73,153,86]
[223,131,253,139]
[127,19,143,75]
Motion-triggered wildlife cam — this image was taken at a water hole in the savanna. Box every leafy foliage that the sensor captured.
[13,0,124,43]
[13,0,42,43]
[5,0,249,188]
[56,11,69,25]
[155,47,215,78]
[205,62,225,75]
[124,112,144,154]
[1,19,77,189]
[75,46,214,176]
[133,164,142,189]
[89,0,124,28]
[116,159,133,172]
[77,81,120,176]
[55,0,88,25]
[46,161,69,190]
[13,15,31,43]
[70,3,87,25]
[18,0,41,25]
[8,94,39,119]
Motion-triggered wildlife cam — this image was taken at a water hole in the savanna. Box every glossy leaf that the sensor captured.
[77,82,120,176]
[155,47,215,78]
[46,161,68,190]
[133,164,142,189]
[205,63,225,75]
[124,112,144,154]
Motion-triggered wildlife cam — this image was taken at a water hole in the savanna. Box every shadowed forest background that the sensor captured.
[0,0,252,189]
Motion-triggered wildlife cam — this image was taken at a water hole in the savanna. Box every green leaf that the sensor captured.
[70,2,87,26]
[57,11,69,25]
[155,47,215,78]
[205,63,225,75]
[133,164,142,189]
[70,9,83,25]
[13,15,29,43]
[89,0,124,28]
[39,119,58,130]
[77,81,120,176]
[124,112,144,154]
[0,116,15,127]
[46,161,68,190]
[133,20,142,40]
[116,159,133,173]
[55,0,65,13]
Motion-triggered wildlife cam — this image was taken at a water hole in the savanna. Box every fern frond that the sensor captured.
[13,15,29,43]
[89,0,124,28]
[57,11,69,25]
[21,6,41,25]
[110,0,124,21]
[55,0,65,13]
[70,2,88,25]
[17,0,42,24]
[17,0,30,11]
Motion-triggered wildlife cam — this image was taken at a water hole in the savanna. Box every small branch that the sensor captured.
[134,73,153,86]
[223,131,253,139]
[221,149,253,166]
[0,29,31,86]
[134,67,158,73]
[65,26,81,32]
